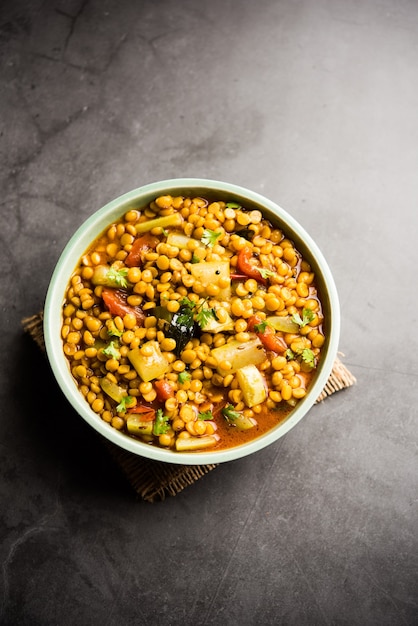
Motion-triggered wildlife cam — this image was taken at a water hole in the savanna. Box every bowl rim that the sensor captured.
[44,177,340,465]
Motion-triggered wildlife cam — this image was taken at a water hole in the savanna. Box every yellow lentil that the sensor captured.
[61,193,325,452]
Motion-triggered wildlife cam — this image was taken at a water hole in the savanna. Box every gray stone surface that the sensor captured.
[1,0,417,624]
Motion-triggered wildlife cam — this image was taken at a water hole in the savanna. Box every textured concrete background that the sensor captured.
[1,1,417,624]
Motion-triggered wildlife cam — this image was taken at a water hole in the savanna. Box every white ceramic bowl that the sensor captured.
[44,178,340,465]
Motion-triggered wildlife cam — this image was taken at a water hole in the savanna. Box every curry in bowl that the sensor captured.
[61,193,326,453]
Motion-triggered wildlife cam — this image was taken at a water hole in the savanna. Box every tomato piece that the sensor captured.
[127,405,155,420]
[101,288,145,325]
[154,379,175,401]
[248,314,287,354]
[125,233,160,267]
[236,246,266,284]
[247,314,265,333]
[257,331,287,353]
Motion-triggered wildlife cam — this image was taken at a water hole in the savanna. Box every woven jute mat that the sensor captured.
[22,312,356,502]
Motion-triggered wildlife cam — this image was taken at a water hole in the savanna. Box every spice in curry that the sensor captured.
[61,195,325,452]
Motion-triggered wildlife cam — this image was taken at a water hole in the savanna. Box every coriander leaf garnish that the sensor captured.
[301,348,316,368]
[153,408,170,435]
[176,298,195,329]
[107,321,123,337]
[195,307,218,329]
[107,267,129,288]
[254,320,269,333]
[179,296,218,330]
[178,371,191,384]
[225,202,241,209]
[291,307,316,328]
[198,409,213,421]
[222,404,242,422]
[285,346,316,368]
[176,309,194,328]
[257,267,277,280]
[180,297,196,310]
[102,341,121,360]
[116,395,134,413]
[191,253,200,263]
[201,229,222,248]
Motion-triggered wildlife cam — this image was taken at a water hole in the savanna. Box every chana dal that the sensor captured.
[61,194,325,452]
